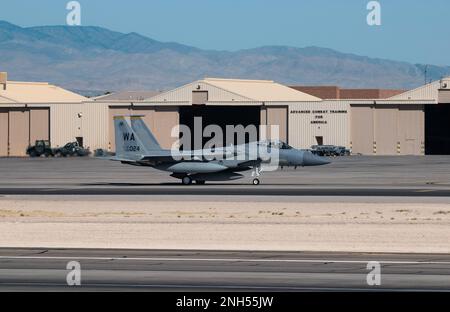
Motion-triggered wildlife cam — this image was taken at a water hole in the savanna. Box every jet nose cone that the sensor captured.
[303,151,331,166]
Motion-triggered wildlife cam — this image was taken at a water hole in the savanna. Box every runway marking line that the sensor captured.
[1,256,450,265]
[0,282,448,292]
[415,190,438,193]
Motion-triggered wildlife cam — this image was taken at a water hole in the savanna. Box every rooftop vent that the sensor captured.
[0,72,7,90]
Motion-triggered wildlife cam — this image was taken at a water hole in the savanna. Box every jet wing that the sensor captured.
[108,146,239,164]
[139,149,235,163]
[236,159,262,167]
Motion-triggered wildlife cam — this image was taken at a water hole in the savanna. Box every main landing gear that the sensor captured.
[181,176,206,185]
[182,176,192,185]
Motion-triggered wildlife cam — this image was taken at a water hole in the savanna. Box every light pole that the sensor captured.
[77,112,83,146]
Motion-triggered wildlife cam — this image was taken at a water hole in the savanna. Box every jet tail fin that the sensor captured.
[114,116,148,160]
[130,116,162,151]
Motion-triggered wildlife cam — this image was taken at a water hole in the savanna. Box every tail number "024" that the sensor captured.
[125,146,140,152]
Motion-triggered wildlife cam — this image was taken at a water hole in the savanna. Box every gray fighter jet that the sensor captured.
[111,115,330,185]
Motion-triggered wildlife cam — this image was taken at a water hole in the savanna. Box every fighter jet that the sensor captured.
[110,115,331,185]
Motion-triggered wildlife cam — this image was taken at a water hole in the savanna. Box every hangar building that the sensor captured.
[95,77,448,156]
[0,72,87,156]
[1,72,450,157]
[96,78,322,151]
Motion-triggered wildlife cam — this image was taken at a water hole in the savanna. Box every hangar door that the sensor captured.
[0,109,8,156]
[0,108,50,157]
[425,105,450,155]
[263,107,288,143]
[350,105,374,155]
[398,105,424,155]
[179,106,261,149]
[351,104,424,155]
[9,109,30,156]
[374,105,398,155]
[108,106,179,151]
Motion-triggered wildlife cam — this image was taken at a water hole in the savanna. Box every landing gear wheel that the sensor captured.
[196,180,206,185]
[252,178,260,185]
[182,176,192,185]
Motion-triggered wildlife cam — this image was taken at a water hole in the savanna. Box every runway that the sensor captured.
[1,157,450,291]
[1,156,450,197]
[1,186,450,197]
[1,248,450,291]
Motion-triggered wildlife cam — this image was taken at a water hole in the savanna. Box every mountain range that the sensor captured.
[0,20,449,95]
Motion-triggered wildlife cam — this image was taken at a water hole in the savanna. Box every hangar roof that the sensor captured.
[94,90,163,101]
[388,77,450,101]
[0,81,87,103]
[290,85,405,99]
[147,78,322,103]
[203,78,322,102]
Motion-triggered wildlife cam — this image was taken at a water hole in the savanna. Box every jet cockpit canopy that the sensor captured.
[259,140,294,150]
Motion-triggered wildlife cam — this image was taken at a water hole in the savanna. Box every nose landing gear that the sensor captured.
[251,165,262,185]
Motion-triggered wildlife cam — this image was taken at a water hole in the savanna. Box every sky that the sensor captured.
[1,0,449,66]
